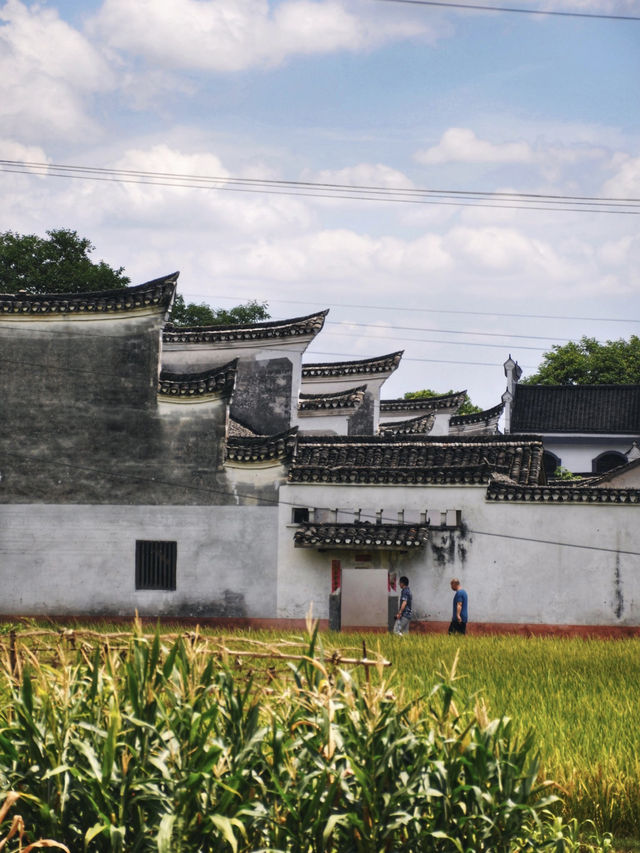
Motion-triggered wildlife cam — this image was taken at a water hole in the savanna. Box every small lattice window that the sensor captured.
[135,540,177,590]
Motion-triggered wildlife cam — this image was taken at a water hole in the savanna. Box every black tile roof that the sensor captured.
[294,522,429,550]
[486,479,640,504]
[511,385,640,434]
[289,435,543,486]
[302,351,403,379]
[163,310,328,344]
[226,427,298,464]
[380,391,467,413]
[298,385,366,413]
[158,360,237,400]
[378,412,435,435]
[0,273,178,317]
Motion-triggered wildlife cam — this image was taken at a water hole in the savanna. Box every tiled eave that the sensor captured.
[289,435,544,486]
[163,310,328,344]
[378,412,435,435]
[486,481,640,504]
[294,522,429,550]
[381,391,467,413]
[0,274,178,318]
[450,402,504,426]
[289,464,510,486]
[226,427,298,464]
[158,359,237,401]
[298,385,366,413]
[302,351,403,379]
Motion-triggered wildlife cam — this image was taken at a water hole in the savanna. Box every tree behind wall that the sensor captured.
[0,229,130,293]
[0,228,270,326]
[404,389,482,415]
[522,336,640,385]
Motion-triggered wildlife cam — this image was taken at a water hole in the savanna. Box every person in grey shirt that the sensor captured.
[393,576,412,635]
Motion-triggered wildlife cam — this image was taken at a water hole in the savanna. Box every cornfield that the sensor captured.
[0,620,624,851]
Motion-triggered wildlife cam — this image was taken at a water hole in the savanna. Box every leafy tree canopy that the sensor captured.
[0,229,129,293]
[403,389,482,415]
[522,336,640,385]
[168,294,270,327]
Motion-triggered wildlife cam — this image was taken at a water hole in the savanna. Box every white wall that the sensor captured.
[278,483,640,626]
[0,505,278,619]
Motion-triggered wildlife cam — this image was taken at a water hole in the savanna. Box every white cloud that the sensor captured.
[415,128,607,182]
[416,129,533,166]
[0,0,114,141]
[602,155,640,198]
[89,0,431,72]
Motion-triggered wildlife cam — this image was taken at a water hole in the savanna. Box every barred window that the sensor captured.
[135,540,177,590]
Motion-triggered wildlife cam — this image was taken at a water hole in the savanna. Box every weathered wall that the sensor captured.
[163,341,309,435]
[278,483,640,627]
[0,505,278,618]
[0,314,238,505]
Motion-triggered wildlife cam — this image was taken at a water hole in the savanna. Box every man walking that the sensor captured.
[393,576,412,635]
[448,578,468,635]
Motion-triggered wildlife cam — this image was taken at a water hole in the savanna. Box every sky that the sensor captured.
[1,0,640,409]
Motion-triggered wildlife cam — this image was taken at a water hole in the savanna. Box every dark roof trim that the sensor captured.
[0,273,178,317]
[302,351,403,378]
[294,522,429,550]
[378,412,435,435]
[163,310,328,344]
[158,359,237,400]
[298,385,366,412]
[289,435,544,486]
[381,391,467,413]
[226,427,298,464]
[486,481,640,504]
[450,402,504,426]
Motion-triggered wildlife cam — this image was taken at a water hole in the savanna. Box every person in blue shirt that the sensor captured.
[393,576,412,635]
[448,578,468,635]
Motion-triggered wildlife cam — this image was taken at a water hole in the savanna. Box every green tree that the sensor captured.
[168,294,270,327]
[522,336,640,385]
[0,228,130,293]
[404,388,482,415]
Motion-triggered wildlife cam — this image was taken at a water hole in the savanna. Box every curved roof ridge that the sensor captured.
[450,402,504,425]
[0,272,178,317]
[226,426,299,464]
[378,412,435,435]
[381,390,467,412]
[298,385,367,413]
[158,358,237,399]
[163,309,328,343]
[302,350,403,378]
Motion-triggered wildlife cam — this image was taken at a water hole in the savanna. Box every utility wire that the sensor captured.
[2,160,639,215]
[374,0,640,21]
[207,293,640,325]
[5,449,639,556]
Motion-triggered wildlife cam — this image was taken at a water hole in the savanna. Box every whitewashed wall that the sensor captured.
[0,505,278,619]
[277,483,640,627]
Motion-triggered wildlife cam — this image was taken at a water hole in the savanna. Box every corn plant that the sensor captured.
[0,624,614,852]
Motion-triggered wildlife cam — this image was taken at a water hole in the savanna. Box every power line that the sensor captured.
[208,293,640,326]
[2,160,639,215]
[374,0,640,21]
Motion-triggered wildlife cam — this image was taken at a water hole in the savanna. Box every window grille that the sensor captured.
[135,540,177,590]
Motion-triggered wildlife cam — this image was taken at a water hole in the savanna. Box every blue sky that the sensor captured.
[2,0,639,407]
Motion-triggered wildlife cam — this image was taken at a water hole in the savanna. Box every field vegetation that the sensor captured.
[0,620,635,851]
